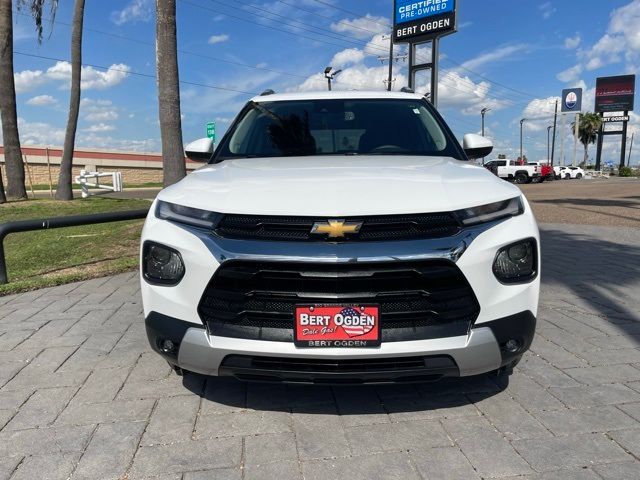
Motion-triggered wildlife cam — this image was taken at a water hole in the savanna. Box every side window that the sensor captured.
[496,161,507,167]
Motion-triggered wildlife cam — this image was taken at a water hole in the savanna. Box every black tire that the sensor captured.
[515,173,528,184]
[576,173,583,179]
[555,174,560,180]
[564,173,571,180]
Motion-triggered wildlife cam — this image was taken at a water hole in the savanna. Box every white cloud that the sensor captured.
[81,98,119,123]
[26,94,57,106]
[330,48,365,68]
[14,69,46,94]
[17,117,66,146]
[539,2,556,19]
[520,96,561,132]
[330,14,389,40]
[557,64,583,83]
[208,34,230,45]
[46,61,131,90]
[83,123,115,133]
[573,0,640,72]
[111,0,152,26]
[459,44,530,72]
[564,34,581,50]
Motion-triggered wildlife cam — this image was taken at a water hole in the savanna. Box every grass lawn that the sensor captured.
[0,197,152,295]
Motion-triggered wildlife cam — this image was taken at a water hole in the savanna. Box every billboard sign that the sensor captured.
[561,88,582,113]
[595,75,635,113]
[393,0,456,43]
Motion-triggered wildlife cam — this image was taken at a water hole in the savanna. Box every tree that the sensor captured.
[56,0,85,200]
[0,0,58,201]
[573,112,602,167]
[156,0,186,187]
[0,165,6,204]
[0,0,27,199]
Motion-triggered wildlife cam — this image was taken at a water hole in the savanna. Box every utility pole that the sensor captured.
[628,132,634,167]
[520,118,526,162]
[387,33,393,91]
[547,126,552,160]
[550,99,558,166]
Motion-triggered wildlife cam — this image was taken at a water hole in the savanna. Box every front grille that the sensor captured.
[198,260,480,342]
[218,354,459,384]
[214,213,461,242]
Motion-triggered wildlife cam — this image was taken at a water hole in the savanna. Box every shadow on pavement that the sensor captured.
[184,373,508,413]
[540,227,640,343]
[535,198,640,209]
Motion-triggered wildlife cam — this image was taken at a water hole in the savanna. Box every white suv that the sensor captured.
[140,91,540,384]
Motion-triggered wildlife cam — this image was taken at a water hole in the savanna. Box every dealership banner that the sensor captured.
[393,0,456,43]
[595,75,635,113]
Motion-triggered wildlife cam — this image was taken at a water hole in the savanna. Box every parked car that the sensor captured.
[566,166,585,179]
[484,159,540,184]
[527,162,554,182]
[140,90,540,384]
[552,166,563,180]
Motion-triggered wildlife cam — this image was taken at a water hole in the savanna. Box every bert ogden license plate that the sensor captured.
[294,305,380,347]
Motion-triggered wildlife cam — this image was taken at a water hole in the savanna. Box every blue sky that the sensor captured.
[8,0,640,165]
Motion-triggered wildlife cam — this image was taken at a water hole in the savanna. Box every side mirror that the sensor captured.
[185,138,214,162]
[463,134,493,160]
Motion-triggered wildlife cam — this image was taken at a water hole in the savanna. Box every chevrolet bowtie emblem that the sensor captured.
[311,219,363,238]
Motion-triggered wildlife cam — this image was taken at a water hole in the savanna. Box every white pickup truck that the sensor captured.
[484,159,540,184]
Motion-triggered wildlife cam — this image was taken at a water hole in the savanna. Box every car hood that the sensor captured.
[158,155,522,216]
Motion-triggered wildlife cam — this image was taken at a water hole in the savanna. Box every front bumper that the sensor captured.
[146,310,536,383]
[141,198,540,384]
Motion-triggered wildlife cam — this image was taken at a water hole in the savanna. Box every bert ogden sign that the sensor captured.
[393,0,456,43]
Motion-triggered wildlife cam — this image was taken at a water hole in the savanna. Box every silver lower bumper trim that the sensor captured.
[177,327,502,377]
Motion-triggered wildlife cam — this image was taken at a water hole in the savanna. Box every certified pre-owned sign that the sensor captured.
[393,0,456,43]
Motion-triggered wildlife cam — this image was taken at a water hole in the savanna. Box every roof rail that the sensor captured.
[260,89,276,96]
[400,87,415,93]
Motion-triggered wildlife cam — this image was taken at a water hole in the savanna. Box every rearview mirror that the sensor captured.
[185,138,214,162]
[463,134,493,160]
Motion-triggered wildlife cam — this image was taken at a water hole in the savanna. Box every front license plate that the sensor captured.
[294,305,380,348]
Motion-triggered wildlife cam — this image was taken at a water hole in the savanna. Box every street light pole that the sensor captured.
[520,118,527,162]
[547,125,552,160]
[324,67,342,91]
[481,107,491,136]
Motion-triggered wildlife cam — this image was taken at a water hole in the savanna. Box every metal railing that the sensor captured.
[0,209,150,284]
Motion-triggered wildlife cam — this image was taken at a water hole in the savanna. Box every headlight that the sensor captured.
[493,238,537,284]
[156,200,221,229]
[142,242,185,285]
[455,197,524,226]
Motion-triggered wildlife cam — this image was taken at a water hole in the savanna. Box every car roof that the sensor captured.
[250,90,426,103]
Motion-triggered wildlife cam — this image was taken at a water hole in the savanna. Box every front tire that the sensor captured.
[576,173,583,179]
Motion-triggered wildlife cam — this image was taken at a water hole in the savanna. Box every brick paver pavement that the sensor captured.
[1,223,640,479]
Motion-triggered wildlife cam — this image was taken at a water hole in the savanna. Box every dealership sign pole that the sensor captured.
[594,75,635,170]
[393,0,457,107]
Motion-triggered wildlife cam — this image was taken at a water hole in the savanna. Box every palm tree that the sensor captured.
[573,112,602,167]
[156,0,186,186]
[0,0,58,201]
[56,0,85,200]
[0,165,6,203]
[0,0,27,200]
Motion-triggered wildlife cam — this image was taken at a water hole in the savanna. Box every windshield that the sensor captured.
[214,99,462,161]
